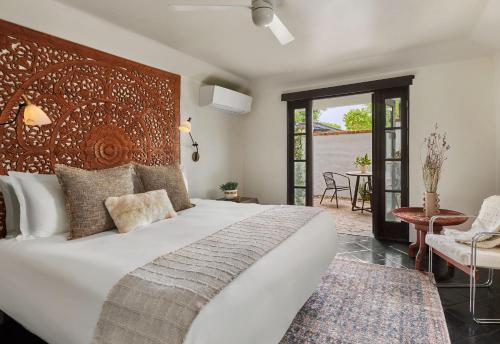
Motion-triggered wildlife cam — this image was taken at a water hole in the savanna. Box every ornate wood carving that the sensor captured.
[0,20,181,238]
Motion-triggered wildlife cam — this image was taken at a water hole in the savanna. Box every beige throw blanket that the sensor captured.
[443,195,500,248]
[92,205,324,344]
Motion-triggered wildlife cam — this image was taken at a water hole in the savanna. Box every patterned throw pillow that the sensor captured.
[55,164,138,239]
[135,164,192,212]
[105,190,177,233]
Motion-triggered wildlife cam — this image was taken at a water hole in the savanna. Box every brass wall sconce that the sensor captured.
[0,94,52,126]
[179,117,200,162]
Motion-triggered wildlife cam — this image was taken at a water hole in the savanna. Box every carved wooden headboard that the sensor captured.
[0,19,181,237]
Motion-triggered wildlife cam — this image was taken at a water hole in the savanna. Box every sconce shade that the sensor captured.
[22,104,52,126]
[179,119,192,133]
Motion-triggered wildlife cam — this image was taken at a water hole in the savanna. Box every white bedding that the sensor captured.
[0,199,337,344]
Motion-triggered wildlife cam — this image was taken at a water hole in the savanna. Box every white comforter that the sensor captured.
[0,199,337,344]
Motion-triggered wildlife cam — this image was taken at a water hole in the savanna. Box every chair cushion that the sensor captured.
[426,234,500,268]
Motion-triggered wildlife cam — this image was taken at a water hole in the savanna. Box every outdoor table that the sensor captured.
[345,171,372,212]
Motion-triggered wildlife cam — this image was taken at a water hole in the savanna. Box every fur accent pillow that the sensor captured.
[55,164,138,239]
[135,164,192,212]
[105,190,177,233]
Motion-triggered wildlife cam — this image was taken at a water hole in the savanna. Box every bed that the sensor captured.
[0,199,336,344]
[0,20,337,344]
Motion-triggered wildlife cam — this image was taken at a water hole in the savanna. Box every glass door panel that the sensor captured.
[287,100,313,206]
[373,88,409,241]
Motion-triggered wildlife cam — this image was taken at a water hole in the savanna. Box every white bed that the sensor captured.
[0,199,337,344]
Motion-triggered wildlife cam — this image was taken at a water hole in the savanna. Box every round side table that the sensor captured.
[392,207,467,271]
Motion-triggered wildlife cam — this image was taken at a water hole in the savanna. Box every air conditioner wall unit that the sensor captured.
[199,85,252,114]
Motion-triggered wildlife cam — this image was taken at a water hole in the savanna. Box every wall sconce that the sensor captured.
[0,94,52,126]
[179,117,200,162]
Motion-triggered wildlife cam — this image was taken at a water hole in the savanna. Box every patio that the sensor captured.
[314,196,373,237]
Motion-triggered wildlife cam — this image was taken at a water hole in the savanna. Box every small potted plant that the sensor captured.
[219,181,239,200]
[355,154,371,174]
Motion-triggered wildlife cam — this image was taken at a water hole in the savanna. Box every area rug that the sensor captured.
[280,258,450,344]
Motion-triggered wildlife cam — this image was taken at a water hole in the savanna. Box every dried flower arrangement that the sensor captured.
[421,124,450,193]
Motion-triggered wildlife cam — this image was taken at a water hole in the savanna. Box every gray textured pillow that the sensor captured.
[55,164,138,239]
[135,164,192,212]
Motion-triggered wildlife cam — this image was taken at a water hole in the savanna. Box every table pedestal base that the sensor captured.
[408,224,443,271]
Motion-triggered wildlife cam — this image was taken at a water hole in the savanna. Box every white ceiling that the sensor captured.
[55,0,500,81]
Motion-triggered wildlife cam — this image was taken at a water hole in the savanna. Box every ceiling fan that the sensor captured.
[168,0,295,45]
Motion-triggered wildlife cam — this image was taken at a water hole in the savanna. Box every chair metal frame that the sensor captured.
[320,172,352,208]
[428,215,499,324]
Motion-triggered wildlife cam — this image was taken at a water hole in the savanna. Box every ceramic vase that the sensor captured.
[360,165,368,174]
[423,192,440,217]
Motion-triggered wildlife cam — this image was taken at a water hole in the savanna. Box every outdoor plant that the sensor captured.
[421,124,450,193]
[354,154,371,167]
[219,181,239,191]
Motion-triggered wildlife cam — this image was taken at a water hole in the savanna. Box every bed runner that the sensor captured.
[92,205,324,344]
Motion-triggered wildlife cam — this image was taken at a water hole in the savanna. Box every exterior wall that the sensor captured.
[313,132,372,196]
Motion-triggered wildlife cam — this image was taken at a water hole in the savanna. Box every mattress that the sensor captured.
[0,199,337,344]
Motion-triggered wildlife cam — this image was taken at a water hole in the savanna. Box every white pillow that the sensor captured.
[8,172,69,238]
[105,189,177,233]
[0,176,21,237]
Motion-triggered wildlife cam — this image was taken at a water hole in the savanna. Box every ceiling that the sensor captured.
[55,0,500,82]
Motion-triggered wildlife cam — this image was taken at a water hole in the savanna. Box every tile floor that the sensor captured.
[1,234,499,343]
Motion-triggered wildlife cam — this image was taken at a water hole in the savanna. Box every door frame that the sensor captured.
[283,75,414,242]
[372,87,410,241]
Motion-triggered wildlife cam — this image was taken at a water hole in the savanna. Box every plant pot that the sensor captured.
[224,189,238,200]
[423,192,440,217]
[360,165,368,174]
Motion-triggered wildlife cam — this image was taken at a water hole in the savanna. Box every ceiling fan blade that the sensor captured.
[168,4,250,11]
[266,14,294,45]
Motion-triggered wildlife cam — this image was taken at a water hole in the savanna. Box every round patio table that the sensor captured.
[392,207,467,271]
[345,171,372,211]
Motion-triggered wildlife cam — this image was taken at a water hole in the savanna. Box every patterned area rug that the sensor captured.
[281,258,450,344]
[313,197,373,237]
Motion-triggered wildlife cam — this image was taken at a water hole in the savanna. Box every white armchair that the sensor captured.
[426,210,500,324]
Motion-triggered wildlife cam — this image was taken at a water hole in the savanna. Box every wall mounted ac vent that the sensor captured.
[199,85,252,114]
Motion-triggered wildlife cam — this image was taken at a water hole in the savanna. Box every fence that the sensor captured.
[313,130,372,196]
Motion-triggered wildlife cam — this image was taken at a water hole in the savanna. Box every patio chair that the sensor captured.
[320,172,352,208]
[426,196,500,324]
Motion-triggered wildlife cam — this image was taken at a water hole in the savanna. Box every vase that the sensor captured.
[360,165,368,174]
[224,189,238,200]
[423,192,440,217]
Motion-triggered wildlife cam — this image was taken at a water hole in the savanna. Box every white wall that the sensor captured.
[244,57,497,216]
[495,54,500,193]
[0,0,249,199]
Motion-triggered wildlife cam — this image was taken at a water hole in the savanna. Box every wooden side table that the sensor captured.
[216,196,259,204]
[392,207,467,271]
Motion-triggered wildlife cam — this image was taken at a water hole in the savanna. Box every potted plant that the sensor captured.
[355,154,371,174]
[219,181,239,200]
[421,124,450,217]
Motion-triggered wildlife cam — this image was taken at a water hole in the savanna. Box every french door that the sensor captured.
[372,87,409,241]
[285,78,412,242]
[286,100,313,206]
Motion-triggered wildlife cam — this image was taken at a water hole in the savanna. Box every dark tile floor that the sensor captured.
[336,233,500,344]
[1,234,499,343]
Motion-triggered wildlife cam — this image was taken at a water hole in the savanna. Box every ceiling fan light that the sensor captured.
[251,0,274,27]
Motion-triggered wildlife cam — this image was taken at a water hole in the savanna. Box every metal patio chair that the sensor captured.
[320,172,352,208]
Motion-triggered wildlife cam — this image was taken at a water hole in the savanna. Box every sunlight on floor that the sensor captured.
[314,196,373,237]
